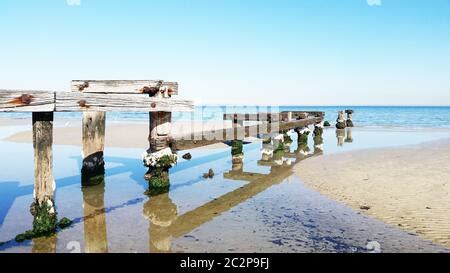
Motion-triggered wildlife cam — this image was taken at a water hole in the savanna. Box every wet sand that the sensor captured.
[295,138,450,248]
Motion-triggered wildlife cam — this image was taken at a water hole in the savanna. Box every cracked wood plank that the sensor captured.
[71,80,178,95]
[55,92,193,112]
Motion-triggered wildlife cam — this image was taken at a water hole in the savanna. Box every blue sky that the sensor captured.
[0,0,449,105]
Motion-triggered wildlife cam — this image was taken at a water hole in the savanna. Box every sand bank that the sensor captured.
[2,119,235,149]
[295,138,450,248]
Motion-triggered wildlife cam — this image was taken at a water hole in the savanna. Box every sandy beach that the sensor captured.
[1,119,234,149]
[295,138,450,248]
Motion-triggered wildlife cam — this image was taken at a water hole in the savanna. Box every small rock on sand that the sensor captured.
[360,205,371,210]
[203,169,215,179]
[182,153,192,160]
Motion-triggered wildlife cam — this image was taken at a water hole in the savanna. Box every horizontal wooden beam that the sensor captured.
[223,113,280,122]
[224,112,325,122]
[0,90,55,112]
[55,92,193,112]
[280,111,325,119]
[71,80,178,95]
[174,117,321,141]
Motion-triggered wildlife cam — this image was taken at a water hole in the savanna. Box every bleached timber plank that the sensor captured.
[55,92,193,112]
[71,80,178,95]
[0,90,55,112]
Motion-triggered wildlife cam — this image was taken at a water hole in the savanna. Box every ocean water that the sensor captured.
[1,106,450,128]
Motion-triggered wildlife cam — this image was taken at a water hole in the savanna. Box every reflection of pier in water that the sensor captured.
[143,137,321,252]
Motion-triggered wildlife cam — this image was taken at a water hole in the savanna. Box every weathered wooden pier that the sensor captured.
[0,79,326,243]
[1,80,194,238]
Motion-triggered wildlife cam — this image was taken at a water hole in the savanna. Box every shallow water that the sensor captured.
[0,125,449,253]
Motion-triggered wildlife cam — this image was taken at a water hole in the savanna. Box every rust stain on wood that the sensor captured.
[167,88,174,97]
[140,86,159,96]
[78,81,89,91]
[9,94,35,105]
[151,102,157,108]
[78,99,90,108]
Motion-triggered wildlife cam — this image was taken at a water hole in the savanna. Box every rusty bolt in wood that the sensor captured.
[20,94,33,105]
[140,86,159,97]
[78,81,89,91]
[78,100,87,107]
[151,102,157,108]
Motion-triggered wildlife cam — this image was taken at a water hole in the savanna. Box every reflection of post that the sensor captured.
[313,135,324,154]
[81,112,106,186]
[82,182,108,253]
[336,129,345,146]
[261,138,274,162]
[345,127,353,143]
[295,126,310,149]
[32,235,57,253]
[143,193,178,252]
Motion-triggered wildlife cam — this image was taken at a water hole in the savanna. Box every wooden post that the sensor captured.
[81,112,106,186]
[33,112,54,205]
[145,111,174,195]
[231,140,244,171]
[149,112,172,153]
[336,111,346,129]
[345,109,354,127]
[287,112,293,121]
[31,112,59,237]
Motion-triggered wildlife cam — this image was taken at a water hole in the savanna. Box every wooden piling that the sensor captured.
[336,111,346,129]
[346,109,354,127]
[32,112,54,204]
[149,112,172,152]
[81,112,106,186]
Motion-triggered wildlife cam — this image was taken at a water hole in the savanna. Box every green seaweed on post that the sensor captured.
[145,167,171,196]
[314,127,323,137]
[145,185,170,197]
[58,217,73,229]
[14,200,73,243]
[273,149,285,160]
[30,200,58,237]
[283,134,293,144]
[314,135,324,146]
[231,140,243,156]
[298,133,309,144]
